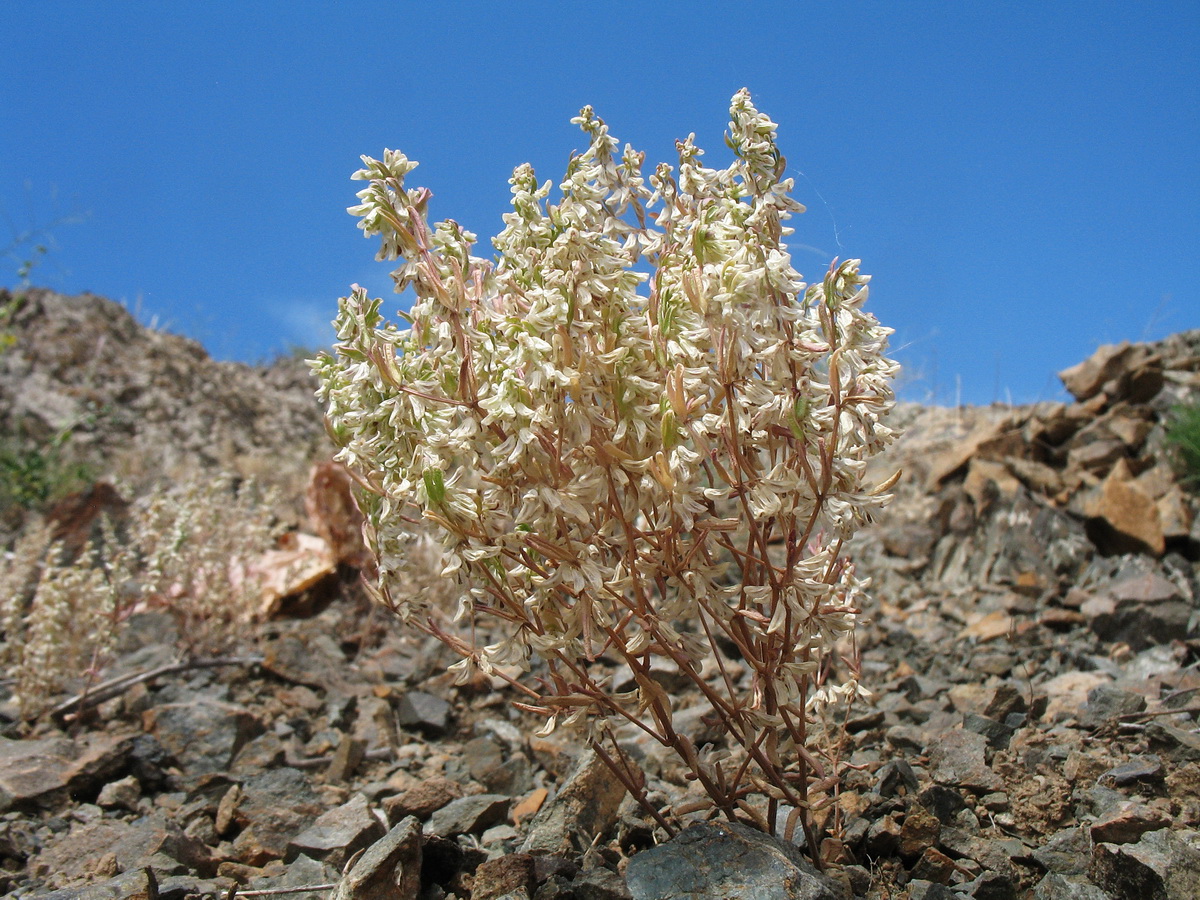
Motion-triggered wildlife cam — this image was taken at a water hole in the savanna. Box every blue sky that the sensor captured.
[2,2,1196,405]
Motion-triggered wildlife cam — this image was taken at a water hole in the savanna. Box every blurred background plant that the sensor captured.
[0,474,282,718]
[1165,400,1200,491]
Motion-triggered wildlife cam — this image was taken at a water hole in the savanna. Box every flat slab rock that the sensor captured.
[624,822,845,900]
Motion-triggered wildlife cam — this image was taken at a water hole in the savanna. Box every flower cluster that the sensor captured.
[314,90,898,849]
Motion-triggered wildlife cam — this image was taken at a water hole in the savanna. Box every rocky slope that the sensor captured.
[0,290,1198,900]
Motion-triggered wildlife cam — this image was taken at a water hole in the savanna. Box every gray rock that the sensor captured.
[1098,754,1164,787]
[247,853,339,900]
[624,822,843,900]
[906,881,957,900]
[573,866,633,900]
[1079,685,1147,730]
[229,768,325,866]
[96,775,141,812]
[30,811,211,885]
[34,869,161,900]
[287,793,385,870]
[520,749,630,857]
[1091,827,1200,900]
[471,853,537,900]
[332,816,422,900]
[144,697,263,775]
[1032,873,1114,900]
[396,690,452,737]
[927,729,1004,792]
[1146,722,1200,762]
[426,793,510,837]
[1032,826,1092,877]
[0,732,132,812]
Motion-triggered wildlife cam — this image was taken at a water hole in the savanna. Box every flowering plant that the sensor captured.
[314,89,898,856]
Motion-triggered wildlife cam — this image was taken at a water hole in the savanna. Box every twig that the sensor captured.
[50,655,264,719]
[226,884,338,898]
[1118,705,1200,721]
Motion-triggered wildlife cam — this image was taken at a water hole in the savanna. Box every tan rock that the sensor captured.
[925,416,1020,489]
[964,458,1022,512]
[1058,341,1160,403]
[1158,485,1195,541]
[1086,458,1165,555]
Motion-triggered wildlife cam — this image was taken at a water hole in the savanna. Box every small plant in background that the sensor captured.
[0,424,94,511]
[315,90,898,857]
[0,475,282,717]
[1165,400,1200,490]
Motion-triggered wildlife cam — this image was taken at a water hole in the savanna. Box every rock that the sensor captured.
[909,847,958,884]
[31,869,160,900]
[1086,572,1193,645]
[927,729,1004,793]
[326,735,367,783]
[1085,459,1165,555]
[1089,802,1171,844]
[1091,827,1200,900]
[572,866,632,900]
[229,768,325,865]
[1079,685,1148,729]
[624,821,844,900]
[460,734,534,796]
[1146,722,1200,762]
[287,793,385,871]
[471,853,537,900]
[1099,755,1164,788]
[907,881,958,900]
[1032,826,1092,877]
[261,630,355,694]
[30,811,211,887]
[248,854,339,900]
[0,733,131,812]
[899,804,942,859]
[383,776,463,824]
[96,776,142,812]
[1031,873,1114,900]
[251,531,339,619]
[44,482,130,564]
[143,698,263,776]
[520,749,630,857]
[427,794,511,837]
[1058,341,1162,404]
[396,690,453,737]
[331,816,422,900]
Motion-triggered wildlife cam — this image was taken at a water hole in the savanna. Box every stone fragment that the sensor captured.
[143,698,263,776]
[0,733,132,812]
[909,847,958,884]
[1146,722,1200,762]
[1099,755,1164,788]
[1091,827,1200,900]
[899,804,942,859]
[1089,801,1170,844]
[427,794,511,837]
[247,853,339,900]
[963,713,1015,750]
[383,776,463,823]
[261,630,355,694]
[964,870,1018,900]
[471,853,537,900]
[624,821,843,900]
[1040,671,1112,723]
[327,735,367,783]
[1085,459,1165,555]
[520,749,630,856]
[1058,341,1160,403]
[96,776,141,812]
[461,734,534,796]
[1079,685,1147,729]
[928,729,1004,793]
[288,793,385,871]
[331,816,422,900]
[906,881,958,900]
[229,768,325,866]
[31,869,160,900]
[1031,873,1114,900]
[396,690,452,737]
[919,785,968,825]
[571,866,632,900]
[31,811,211,886]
